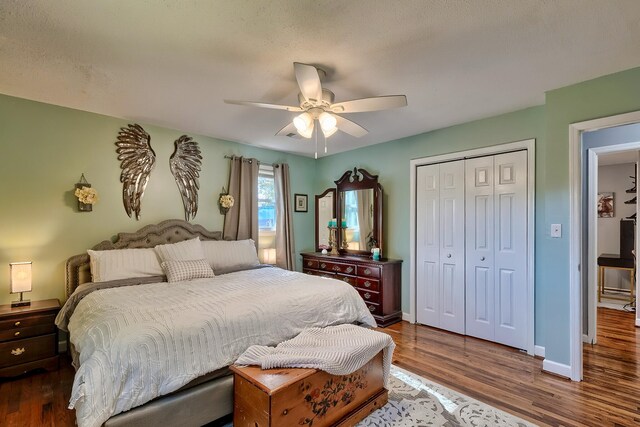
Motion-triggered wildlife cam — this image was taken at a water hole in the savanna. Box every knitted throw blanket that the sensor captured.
[236,324,395,387]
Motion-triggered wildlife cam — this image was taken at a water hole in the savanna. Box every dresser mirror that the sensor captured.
[315,188,336,250]
[335,168,383,256]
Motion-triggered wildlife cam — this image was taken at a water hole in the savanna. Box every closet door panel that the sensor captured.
[416,165,440,327]
[493,151,528,349]
[438,160,465,334]
[465,156,495,341]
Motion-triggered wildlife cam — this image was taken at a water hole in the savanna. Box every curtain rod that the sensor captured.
[224,155,279,168]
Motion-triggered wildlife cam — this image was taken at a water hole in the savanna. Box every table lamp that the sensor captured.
[10,261,32,307]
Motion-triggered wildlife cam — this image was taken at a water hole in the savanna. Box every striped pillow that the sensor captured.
[162,259,215,283]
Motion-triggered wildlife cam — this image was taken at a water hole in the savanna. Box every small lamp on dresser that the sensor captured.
[10,261,32,307]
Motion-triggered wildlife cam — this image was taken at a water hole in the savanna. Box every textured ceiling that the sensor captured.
[1,1,640,157]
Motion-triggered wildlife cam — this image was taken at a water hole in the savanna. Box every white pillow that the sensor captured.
[162,259,215,283]
[154,237,205,262]
[201,239,260,274]
[88,248,163,282]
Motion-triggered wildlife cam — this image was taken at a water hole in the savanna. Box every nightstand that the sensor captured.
[0,299,60,377]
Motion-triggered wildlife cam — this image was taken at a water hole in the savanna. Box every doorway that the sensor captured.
[569,112,640,381]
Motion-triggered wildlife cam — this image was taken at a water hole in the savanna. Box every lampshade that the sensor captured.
[318,112,337,132]
[10,262,32,294]
[322,126,338,138]
[293,112,313,133]
[298,124,313,139]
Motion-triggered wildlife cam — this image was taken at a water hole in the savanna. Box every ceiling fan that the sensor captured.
[224,62,407,156]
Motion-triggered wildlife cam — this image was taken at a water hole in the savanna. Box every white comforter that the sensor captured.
[66,267,376,427]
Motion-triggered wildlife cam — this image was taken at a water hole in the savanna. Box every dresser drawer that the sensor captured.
[303,259,319,269]
[365,302,382,316]
[356,288,380,304]
[0,314,56,330]
[336,274,356,286]
[318,261,357,275]
[358,265,381,279]
[0,323,56,343]
[304,269,337,279]
[0,334,56,368]
[356,277,380,292]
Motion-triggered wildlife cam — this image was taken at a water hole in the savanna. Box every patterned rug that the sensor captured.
[356,365,535,427]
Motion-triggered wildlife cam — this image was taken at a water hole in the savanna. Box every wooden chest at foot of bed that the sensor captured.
[231,351,387,427]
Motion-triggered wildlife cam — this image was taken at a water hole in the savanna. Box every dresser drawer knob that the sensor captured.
[14,321,21,326]
[320,263,326,269]
[14,331,20,337]
[307,261,312,266]
[345,267,354,274]
[332,265,341,272]
[368,305,375,313]
[364,292,371,299]
[11,347,25,356]
[364,268,371,275]
[364,281,371,288]
[343,277,350,283]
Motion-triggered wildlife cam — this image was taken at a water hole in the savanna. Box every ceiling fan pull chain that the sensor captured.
[314,121,318,159]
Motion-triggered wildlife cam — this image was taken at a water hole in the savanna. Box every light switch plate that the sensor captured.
[551,223,562,238]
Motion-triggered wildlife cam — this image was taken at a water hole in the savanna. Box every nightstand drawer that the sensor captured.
[0,323,56,343]
[0,334,56,368]
[0,313,56,330]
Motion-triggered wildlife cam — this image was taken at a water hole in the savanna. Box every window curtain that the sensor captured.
[274,163,295,270]
[223,156,259,241]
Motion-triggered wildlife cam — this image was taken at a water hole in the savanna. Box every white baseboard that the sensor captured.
[58,340,67,353]
[542,359,572,379]
[402,312,412,323]
[534,345,545,358]
[636,318,640,327]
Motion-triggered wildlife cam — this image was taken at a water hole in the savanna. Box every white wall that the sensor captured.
[597,162,636,290]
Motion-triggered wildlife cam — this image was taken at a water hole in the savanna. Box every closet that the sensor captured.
[415,150,528,350]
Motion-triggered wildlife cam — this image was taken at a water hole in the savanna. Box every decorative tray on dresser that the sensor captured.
[0,299,60,377]
[301,252,402,327]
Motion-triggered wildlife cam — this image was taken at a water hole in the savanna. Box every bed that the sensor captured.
[58,220,376,427]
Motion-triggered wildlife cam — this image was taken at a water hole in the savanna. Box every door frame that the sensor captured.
[409,138,536,355]
[569,110,640,381]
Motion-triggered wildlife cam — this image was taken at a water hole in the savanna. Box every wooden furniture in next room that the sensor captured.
[0,299,60,377]
[301,252,402,327]
[231,351,387,427]
[598,219,635,304]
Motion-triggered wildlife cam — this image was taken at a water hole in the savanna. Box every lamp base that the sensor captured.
[11,299,30,308]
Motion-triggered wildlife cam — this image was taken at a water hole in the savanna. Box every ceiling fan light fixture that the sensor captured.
[293,112,313,133]
[319,112,337,132]
[298,123,314,139]
[322,126,338,138]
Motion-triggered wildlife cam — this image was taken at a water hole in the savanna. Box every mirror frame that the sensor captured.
[314,188,337,251]
[335,168,383,256]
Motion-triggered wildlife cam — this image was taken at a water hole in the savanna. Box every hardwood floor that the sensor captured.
[1,307,638,426]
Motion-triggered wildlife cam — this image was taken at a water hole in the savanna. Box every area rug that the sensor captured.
[355,365,535,427]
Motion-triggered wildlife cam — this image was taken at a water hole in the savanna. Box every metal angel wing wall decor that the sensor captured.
[115,124,156,220]
[170,135,202,221]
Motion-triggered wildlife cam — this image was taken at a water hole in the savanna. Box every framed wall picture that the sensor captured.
[294,194,308,212]
[597,192,614,218]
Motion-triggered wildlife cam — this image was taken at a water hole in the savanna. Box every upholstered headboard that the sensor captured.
[65,219,223,298]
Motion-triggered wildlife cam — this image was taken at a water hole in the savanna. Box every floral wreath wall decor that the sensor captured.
[218,188,234,215]
[74,174,98,212]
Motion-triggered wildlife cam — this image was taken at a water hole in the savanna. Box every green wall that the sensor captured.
[0,94,317,306]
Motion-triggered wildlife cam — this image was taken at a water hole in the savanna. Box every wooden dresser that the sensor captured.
[0,299,60,377]
[301,253,402,327]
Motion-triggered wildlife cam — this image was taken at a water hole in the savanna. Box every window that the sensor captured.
[258,164,277,264]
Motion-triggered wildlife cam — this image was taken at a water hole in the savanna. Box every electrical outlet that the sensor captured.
[551,223,562,238]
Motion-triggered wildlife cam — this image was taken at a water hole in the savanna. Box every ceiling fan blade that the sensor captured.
[294,62,323,103]
[331,95,407,113]
[224,99,302,112]
[276,122,300,137]
[335,115,368,138]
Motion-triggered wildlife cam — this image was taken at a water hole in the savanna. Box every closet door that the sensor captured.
[493,151,528,349]
[416,164,440,326]
[416,161,465,333]
[438,161,466,334]
[465,156,495,341]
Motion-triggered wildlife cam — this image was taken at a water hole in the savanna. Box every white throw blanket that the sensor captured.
[236,324,395,387]
[63,267,376,427]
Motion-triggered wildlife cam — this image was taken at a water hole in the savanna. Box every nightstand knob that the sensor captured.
[14,321,20,326]
[11,347,25,356]
[14,331,20,337]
